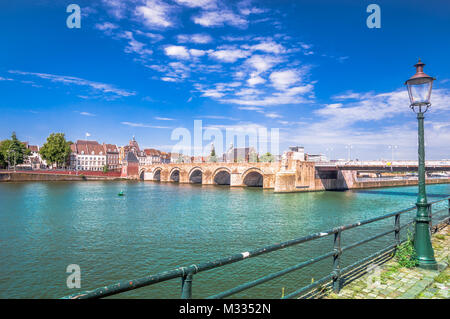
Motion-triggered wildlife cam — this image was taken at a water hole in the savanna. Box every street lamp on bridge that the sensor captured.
[405,59,437,270]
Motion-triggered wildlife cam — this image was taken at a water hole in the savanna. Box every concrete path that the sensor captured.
[325,225,449,299]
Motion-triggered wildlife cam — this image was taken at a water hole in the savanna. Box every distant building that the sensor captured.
[225,145,257,163]
[289,146,305,161]
[103,143,120,171]
[160,152,171,164]
[170,153,191,163]
[70,140,106,171]
[27,144,47,169]
[144,148,162,165]
[170,152,181,163]
[137,150,147,166]
[306,154,328,162]
[121,151,139,178]
[193,156,205,163]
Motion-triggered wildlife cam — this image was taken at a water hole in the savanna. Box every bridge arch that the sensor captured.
[169,167,181,182]
[242,168,264,187]
[212,167,231,185]
[152,167,163,181]
[139,169,146,180]
[189,166,203,184]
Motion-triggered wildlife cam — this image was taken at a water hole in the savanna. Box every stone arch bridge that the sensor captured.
[139,162,282,188]
[136,161,450,192]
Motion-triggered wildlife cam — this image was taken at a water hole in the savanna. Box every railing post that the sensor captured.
[181,273,193,299]
[332,230,342,293]
[394,213,401,247]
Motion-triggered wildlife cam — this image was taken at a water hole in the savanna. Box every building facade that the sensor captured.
[103,143,120,171]
[70,140,107,171]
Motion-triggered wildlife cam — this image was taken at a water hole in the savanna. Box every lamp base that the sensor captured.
[416,259,438,271]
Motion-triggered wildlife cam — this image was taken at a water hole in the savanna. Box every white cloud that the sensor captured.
[121,121,172,129]
[245,54,281,74]
[164,45,190,59]
[161,77,178,82]
[244,41,286,54]
[264,112,282,119]
[247,74,265,86]
[79,111,96,116]
[9,70,136,98]
[95,22,118,32]
[189,49,206,57]
[236,88,263,96]
[201,89,225,98]
[193,10,248,28]
[135,0,175,29]
[135,30,164,43]
[220,94,309,106]
[209,48,250,63]
[269,70,301,90]
[238,106,263,111]
[174,0,217,9]
[102,0,127,19]
[154,117,174,121]
[201,115,238,120]
[177,33,213,44]
[120,31,153,56]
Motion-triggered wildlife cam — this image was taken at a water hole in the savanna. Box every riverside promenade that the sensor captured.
[323,225,449,299]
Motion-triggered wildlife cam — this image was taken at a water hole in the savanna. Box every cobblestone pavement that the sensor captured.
[324,225,449,299]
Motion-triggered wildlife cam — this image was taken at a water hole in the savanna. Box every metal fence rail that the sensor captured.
[63,197,450,299]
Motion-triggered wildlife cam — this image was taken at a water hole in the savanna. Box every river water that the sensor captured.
[0,181,448,298]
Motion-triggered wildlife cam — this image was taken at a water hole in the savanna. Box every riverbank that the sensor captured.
[0,171,124,182]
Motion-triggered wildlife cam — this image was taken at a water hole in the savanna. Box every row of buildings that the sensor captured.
[18,136,328,171]
[69,137,172,171]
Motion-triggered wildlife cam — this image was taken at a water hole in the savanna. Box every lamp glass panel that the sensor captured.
[407,80,432,105]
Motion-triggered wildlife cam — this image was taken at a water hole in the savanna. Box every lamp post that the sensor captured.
[345,144,353,162]
[388,145,398,163]
[405,59,437,270]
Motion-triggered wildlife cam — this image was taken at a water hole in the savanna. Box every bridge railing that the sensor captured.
[63,196,450,299]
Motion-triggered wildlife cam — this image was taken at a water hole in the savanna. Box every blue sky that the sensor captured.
[1,0,450,160]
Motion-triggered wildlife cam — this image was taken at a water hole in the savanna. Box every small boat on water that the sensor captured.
[118,191,124,196]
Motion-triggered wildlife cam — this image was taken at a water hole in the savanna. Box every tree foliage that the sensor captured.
[39,133,71,168]
[260,152,274,163]
[0,132,30,169]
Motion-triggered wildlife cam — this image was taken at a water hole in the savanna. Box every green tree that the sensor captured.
[0,132,30,169]
[0,140,7,168]
[39,133,71,168]
[260,152,274,163]
[102,164,109,173]
[249,152,258,163]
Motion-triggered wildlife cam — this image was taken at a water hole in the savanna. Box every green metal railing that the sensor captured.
[63,197,450,299]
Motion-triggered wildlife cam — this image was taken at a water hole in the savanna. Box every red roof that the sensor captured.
[28,145,39,152]
[103,143,118,153]
[74,140,105,155]
[144,148,161,156]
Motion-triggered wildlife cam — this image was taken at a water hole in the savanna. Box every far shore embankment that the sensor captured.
[0,170,124,182]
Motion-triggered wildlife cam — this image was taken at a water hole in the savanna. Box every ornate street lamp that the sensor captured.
[405,59,437,270]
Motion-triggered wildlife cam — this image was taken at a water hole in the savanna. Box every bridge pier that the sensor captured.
[160,170,170,182]
[274,171,296,192]
[179,171,189,183]
[230,172,243,187]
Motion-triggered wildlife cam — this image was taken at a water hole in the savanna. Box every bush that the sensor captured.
[395,232,419,268]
